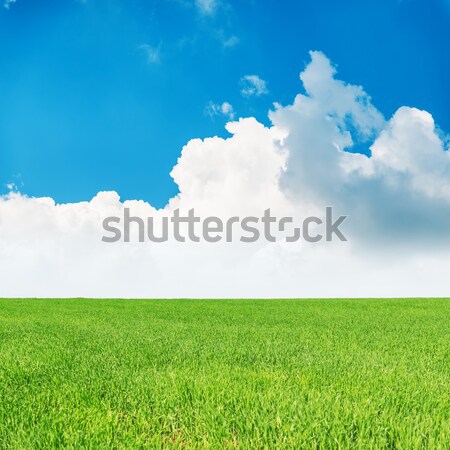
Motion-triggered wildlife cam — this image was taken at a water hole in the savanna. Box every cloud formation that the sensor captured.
[269,52,450,248]
[205,101,235,120]
[240,75,269,97]
[1,51,449,298]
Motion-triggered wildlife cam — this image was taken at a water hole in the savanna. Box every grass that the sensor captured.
[0,298,448,450]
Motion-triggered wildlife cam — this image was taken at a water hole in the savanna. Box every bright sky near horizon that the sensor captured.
[0,0,449,207]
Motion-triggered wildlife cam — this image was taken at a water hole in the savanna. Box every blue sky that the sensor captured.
[0,0,448,207]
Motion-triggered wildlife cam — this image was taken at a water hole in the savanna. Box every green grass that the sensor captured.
[0,299,448,450]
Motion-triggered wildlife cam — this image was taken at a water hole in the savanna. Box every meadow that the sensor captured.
[0,298,448,449]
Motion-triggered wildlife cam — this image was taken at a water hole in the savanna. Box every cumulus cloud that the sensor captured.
[1,51,449,298]
[268,51,450,248]
[240,75,269,97]
[205,101,235,120]
[365,107,450,200]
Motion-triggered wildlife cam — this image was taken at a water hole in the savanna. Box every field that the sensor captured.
[0,299,448,450]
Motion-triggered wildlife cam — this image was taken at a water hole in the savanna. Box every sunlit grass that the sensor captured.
[0,298,448,449]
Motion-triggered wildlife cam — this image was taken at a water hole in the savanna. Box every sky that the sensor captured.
[1,0,450,298]
[0,0,449,207]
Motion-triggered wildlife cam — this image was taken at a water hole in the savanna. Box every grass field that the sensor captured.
[0,299,448,449]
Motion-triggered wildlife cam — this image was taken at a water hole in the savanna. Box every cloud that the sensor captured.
[195,0,218,15]
[5,182,17,191]
[240,75,269,97]
[1,51,449,298]
[365,107,450,201]
[138,44,161,64]
[222,35,239,48]
[269,51,450,248]
[3,0,16,10]
[205,101,235,120]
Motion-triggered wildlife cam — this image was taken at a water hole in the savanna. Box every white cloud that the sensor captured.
[1,51,450,298]
[205,101,235,120]
[365,107,450,200]
[138,44,161,64]
[240,75,269,97]
[3,0,16,10]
